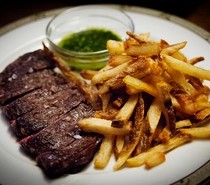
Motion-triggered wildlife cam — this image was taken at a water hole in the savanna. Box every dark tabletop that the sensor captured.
[0,0,210,33]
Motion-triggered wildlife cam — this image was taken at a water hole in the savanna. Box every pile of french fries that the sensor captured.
[77,31,210,170]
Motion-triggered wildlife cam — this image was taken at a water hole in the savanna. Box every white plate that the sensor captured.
[0,5,210,185]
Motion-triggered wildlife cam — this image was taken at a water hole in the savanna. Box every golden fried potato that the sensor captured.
[74,31,210,172]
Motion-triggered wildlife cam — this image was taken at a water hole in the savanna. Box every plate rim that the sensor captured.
[0,4,210,185]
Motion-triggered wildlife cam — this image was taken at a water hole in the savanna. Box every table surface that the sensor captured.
[0,1,210,185]
[0,0,210,33]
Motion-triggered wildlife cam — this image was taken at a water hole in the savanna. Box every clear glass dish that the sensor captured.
[45,5,135,70]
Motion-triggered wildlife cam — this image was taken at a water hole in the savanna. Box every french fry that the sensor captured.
[113,95,127,108]
[147,98,162,134]
[160,39,169,49]
[124,35,140,49]
[194,115,210,127]
[125,84,141,95]
[98,64,113,73]
[100,92,112,111]
[104,57,151,90]
[142,74,163,86]
[126,42,160,57]
[174,93,196,115]
[94,135,115,169]
[126,31,150,43]
[175,119,192,129]
[126,135,191,167]
[170,95,181,110]
[145,152,166,169]
[172,51,187,62]
[156,81,176,133]
[106,40,125,54]
[194,93,210,112]
[133,116,151,156]
[94,109,118,120]
[115,135,125,157]
[123,75,158,97]
[158,127,171,143]
[187,56,204,65]
[147,57,163,76]
[91,62,129,84]
[162,54,210,81]
[80,69,98,80]
[115,94,139,122]
[195,101,210,112]
[180,127,210,139]
[160,60,197,97]
[74,31,210,172]
[160,41,187,56]
[195,108,210,120]
[78,117,131,135]
[98,84,110,95]
[195,94,209,103]
[188,76,210,95]
[113,94,145,170]
[109,55,134,66]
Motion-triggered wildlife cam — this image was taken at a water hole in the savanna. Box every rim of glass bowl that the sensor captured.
[45,5,135,57]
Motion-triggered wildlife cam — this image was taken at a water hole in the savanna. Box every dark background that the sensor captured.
[0,0,210,32]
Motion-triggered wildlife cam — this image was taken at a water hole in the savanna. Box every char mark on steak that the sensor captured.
[20,102,95,155]
[1,82,78,120]
[0,49,60,105]
[36,135,101,177]
[0,49,56,84]
[11,83,87,138]
[20,102,102,176]
[0,48,102,177]
[1,82,70,120]
[0,69,67,106]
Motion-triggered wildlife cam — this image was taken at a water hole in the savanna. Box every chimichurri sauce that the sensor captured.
[58,28,122,52]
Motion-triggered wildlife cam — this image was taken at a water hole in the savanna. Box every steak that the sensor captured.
[10,83,86,138]
[0,49,65,105]
[21,102,101,176]
[0,49,102,177]
[1,83,73,120]
[0,69,67,105]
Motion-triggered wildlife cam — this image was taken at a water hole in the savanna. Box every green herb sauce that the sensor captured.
[58,28,122,52]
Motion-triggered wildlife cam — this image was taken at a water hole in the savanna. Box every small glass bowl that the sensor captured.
[45,5,135,70]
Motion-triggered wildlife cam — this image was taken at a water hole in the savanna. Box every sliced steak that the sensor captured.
[0,49,56,84]
[0,69,66,105]
[20,103,102,177]
[36,135,101,176]
[1,83,76,120]
[20,102,98,155]
[11,84,86,138]
[0,48,102,177]
[0,49,60,105]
